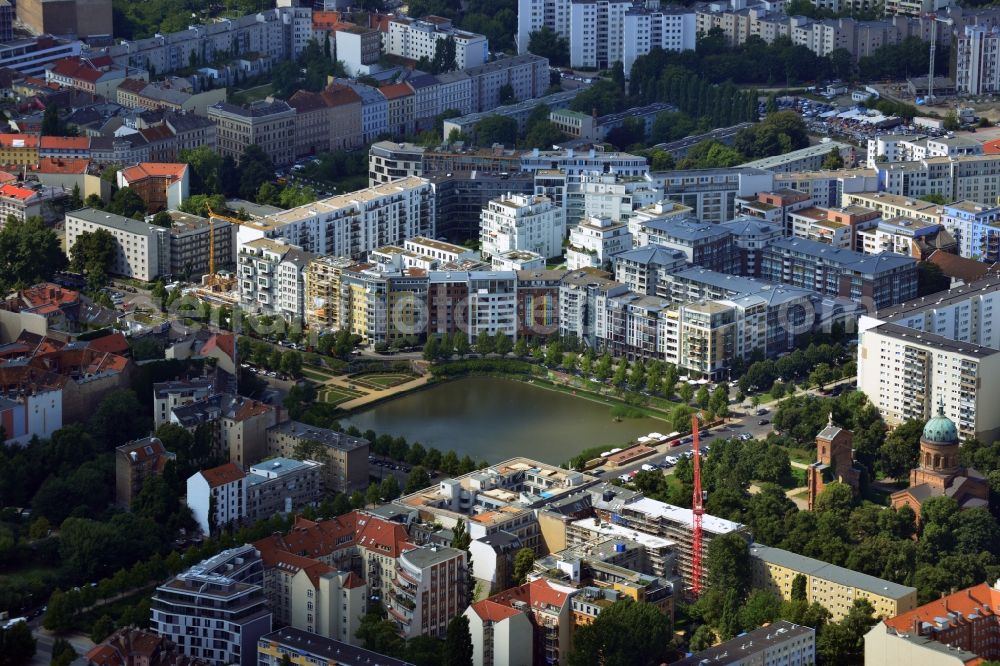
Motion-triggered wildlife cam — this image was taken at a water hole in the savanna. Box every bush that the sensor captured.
[429,359,535,377]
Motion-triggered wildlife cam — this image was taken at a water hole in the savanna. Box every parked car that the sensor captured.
[758,418,770,425]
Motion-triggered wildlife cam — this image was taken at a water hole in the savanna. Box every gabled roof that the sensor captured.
[34,157,89,174]
[0,184,37,201]
[201,332,235,361]
[470,598,523,622]
[120,162,187,183]
[378,83,413,100]
[198,462,246,488]
[926,249,999,284]
[355,514,414,558]
[86,332,129,355]
[884,582,1000,635]
[481,578,571,616]
[39,136,90,150]
[320,84,362,108]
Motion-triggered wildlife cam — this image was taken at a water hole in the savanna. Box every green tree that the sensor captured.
[151,211,173,228]
[568,599,672,666]
[527,27,568,66]
[499,83,516,105]
[90,615,116,643]
[43,589,73,633]
[476,116,517,147]
[405,466,432,494]
[879,419,924,478]
[475,331,494,356]
[792,573,807,601]
[523,121,565,150]
[50,637,77,666]
[107,186,147,218]
[451,519,471,551]
[512,547,535,585]
[0,621,36,665]
[494,332,513,356]
[443,614,473,666]
[679,382,694,403]
[813,482,855,521]
[821,147,845,169]
[0,216,68,293]
[688,624,716,652]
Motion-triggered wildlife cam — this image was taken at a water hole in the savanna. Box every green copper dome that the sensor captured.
[923,403,959,444]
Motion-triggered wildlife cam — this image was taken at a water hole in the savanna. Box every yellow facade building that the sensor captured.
[750,543,918,622]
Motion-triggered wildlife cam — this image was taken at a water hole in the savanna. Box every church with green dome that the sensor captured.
[890,403,989,523]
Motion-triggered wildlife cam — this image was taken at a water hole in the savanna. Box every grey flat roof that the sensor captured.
[868,322,999,358]
[768,237,916,273]
[67,208,161,238]
[268,420,369,452]
[874,275,1000,321]
[615,244,686,266]
[750,543,917,599]
[641,217,732,242]
[740,141,851,169]
[262,627,414,666]
[719,215,782,236]
[400,544,463,568]
[673,620,814,666]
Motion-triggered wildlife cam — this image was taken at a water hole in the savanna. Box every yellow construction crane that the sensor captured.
[206,205,247,278]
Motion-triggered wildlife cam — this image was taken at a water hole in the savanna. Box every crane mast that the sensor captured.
[691,414,704,597]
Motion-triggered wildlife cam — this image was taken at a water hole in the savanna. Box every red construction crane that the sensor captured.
[691,413,705,598]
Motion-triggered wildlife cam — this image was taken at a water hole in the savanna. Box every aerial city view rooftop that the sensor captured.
[0,0,999,664]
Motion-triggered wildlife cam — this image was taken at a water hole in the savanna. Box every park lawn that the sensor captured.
[350,372,416,389]
[231,83,273,104]
[302,368,335,382]
[318,386,364,405]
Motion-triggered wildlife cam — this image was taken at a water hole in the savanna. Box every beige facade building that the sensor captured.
[304,255,355,331]
[265,420,368,493]
[322,84,363,152]
[115,437,173,507]
[749,543,918,621]
[17,0,112,38]
[208,100,296,167]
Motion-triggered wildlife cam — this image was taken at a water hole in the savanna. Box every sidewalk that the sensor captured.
[336,375,430,411]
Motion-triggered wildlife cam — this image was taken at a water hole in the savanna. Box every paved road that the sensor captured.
[28,617,94,666]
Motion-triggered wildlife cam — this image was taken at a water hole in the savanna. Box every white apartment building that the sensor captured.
[866,134,982,167]
[858,276,1000,442]
[480,193,565,260]
[150,546,271,666]
[238,238,315,321]
[236,177,435,258]
[517,0,694,72]
[65,208,169,281]
[566,216,633,270]
[957,25,1000,96]
[622,7,696,75]
[874,155,1000,204]
[403,236,478,263]
[187,463,248,534]
[580,174,665,224]
[467,271,518,339]
[386,16,488,69]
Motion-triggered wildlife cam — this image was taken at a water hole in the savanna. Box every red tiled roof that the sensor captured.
[118,78,148,94]
[39,136,90,150]
[34,157,89,174]
[342,571,365,589]
[230,398,272,422]
[86,332,129,355]
[288,89,328,114]
[356,514,413,558]
[48,57,105,84]
[884,583,1000,635]
[470,599,523,622]
[927,249,1000,284]
[0,134,40,148]
[321,84,362,108]
[254,513,360,561]
[202,332,235,361]
[140,125,175,143]
[120,162,187,183]
[0,171,16,183]
[199,462,246,488]
[378,83,413,100]
[119,437,168,465]
[21,282,80,308]
[483,578,570,615]
[0,184,37,201]
[313,10,342,29]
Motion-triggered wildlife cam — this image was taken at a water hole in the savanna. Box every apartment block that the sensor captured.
[480,193,565,260]
[208,100,296,167]
[464,53,549,112]
[153,378,217,428]
[857,276,1000,442]
[844,191,944,225]
[760,237,918,308]
[65,209,170,281]
[465,578,573,666]
[633,216,736,273]
[303,255,355,331]
[258,628,413,666]
[786,204,880,250]
[386,15,488,69]
[719,216,785,277]
[650,167,774,224]
[858,216,956,260]
[247,458,324,524]
[187,462,247,534]
[942,200,1000,262]
[749,543,918,622]
[387,545,467,638]
[674,621,815,666]
[0,35,81,78]
[866,581,1000,664]
[237,177,435,258]
[740,141,853,174]
[150,546,271,666]
[441,89,582,141]
[957,24,1000,95]
[265,420,369,493]
[775,168,878,208]
[566,216,633,270]
[333,25,382,77]
[237,238,315,321]
[117,162,189,213]
[115,437,174,508]
[0,182,66,223]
